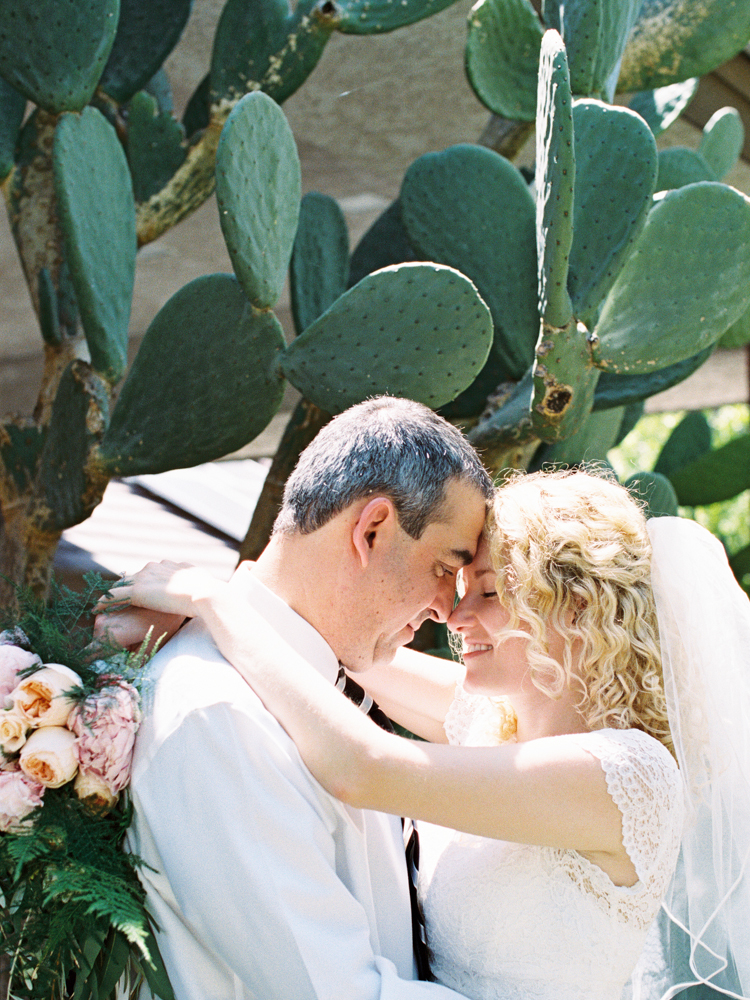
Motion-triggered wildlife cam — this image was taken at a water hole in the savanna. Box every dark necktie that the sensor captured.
[336,666,432,981]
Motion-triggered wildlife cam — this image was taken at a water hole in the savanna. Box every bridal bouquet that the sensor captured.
[0,576,173,1000]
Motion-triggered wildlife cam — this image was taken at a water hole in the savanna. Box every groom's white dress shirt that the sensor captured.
[128,571,467,999]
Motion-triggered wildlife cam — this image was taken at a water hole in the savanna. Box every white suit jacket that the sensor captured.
[127,571,468,999]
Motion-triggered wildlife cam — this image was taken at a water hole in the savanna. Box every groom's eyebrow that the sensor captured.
[449,548,474,566]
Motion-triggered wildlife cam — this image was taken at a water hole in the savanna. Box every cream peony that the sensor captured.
[10,663,83,728]
[73,769,118,810]
[0,710,29,753]
[0,641,42,707]
[19,726,78,788]
[0,765,44,831]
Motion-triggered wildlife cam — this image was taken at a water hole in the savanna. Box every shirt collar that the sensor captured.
[229,567,340,686]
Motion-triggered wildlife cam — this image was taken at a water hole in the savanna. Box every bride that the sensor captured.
[102,469,750,1000]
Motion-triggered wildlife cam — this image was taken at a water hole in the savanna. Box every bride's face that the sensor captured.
[447,536,532,697]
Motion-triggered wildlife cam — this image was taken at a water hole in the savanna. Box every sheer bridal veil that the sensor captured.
[630,516,750,1000]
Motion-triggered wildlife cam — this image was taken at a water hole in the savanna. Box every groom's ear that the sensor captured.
[352,497,397,568]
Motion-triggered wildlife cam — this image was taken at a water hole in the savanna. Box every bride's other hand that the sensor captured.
[93,605,186,654]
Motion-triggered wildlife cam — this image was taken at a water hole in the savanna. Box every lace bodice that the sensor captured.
[418,690,685,1000]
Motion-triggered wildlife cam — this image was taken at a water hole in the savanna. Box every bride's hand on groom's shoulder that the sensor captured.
[95,560,223,619]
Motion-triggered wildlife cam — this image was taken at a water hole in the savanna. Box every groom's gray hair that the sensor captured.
[273,397,492,539]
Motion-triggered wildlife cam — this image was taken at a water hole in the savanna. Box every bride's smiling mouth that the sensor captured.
[463,642,493,657]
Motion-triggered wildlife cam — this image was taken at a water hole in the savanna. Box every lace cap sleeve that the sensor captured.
[570,729,685,891]
[443,685,517,746]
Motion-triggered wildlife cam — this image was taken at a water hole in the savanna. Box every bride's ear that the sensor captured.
[352,497,397,568]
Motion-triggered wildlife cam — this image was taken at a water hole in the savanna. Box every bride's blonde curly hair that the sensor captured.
[487,468,673,757]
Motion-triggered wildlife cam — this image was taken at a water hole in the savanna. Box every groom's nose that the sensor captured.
[427,577,456,624]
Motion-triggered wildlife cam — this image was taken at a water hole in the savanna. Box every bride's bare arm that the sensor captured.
[97,561,462,743]
[112,562,626,859]
[347,648,462,743]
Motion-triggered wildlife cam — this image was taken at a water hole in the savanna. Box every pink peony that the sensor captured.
[68,682,141,795]
[0,640,41,708]
[0,764,44,831]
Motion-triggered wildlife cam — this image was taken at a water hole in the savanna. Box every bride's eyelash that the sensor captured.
[482,591,497,599]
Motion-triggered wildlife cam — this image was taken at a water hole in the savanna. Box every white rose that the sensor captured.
[0,711,29,753]
[73,769,118,810]
[10,663,83,728]
[19,726,78,788]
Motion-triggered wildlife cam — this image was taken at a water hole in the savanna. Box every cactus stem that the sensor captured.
[136,111,226,246]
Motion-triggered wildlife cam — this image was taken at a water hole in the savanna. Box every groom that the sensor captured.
[120,397,492,999]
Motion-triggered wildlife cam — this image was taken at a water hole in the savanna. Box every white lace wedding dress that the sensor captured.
[417,689,685,1000]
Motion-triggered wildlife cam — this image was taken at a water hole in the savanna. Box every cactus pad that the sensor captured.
[401,144,537,379]
[629,79,699,138]
[719,301,750,349]
[348,199,416,288]
[592,346,713,411]
[653,410,711,478]
[280,263,493,413]
[335,0,461,34]
[531,317,600,442]
[0,420,45,495]
[619,0,750,93]
[465,0,543,121]
[0,76,25,180]
[667,434,750,506]
[102,274,286,475]
[290,193,349,335]
[0,0,119,113]
[536,30,575,329]
[699,107,744,180]
[127,91,187,203]
[569,100,656,322]
[592,184,750,372]
[215,92,301,310]
[53,107,136,384]
[623,471,678,518]
[656,148,714,191]
[99,0,193,104]
[38,362,110,532]
[210,0,332,105]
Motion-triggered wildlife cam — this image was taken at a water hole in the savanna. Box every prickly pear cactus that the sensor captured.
[0,0,475,600]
